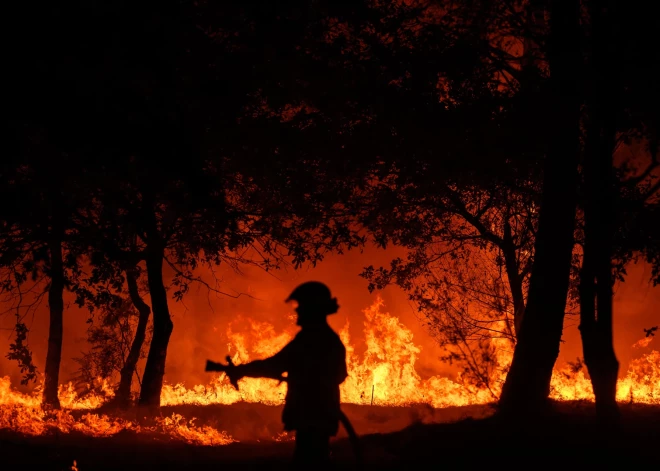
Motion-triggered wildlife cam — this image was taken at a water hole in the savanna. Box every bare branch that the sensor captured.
[163,255,258,301]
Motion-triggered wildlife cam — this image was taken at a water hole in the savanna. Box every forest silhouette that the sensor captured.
[2,0,659,469]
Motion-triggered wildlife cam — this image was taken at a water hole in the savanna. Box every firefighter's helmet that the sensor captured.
[285,281,339,315]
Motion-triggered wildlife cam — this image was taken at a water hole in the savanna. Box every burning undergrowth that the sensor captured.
[1,298,659,445]
[0,385,236,445]
[0,378,494,446]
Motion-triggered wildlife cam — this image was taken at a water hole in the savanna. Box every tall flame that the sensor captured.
[1,296,658,444]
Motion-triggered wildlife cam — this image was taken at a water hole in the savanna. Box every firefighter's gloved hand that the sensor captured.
[204,356,246,390]
[224,355,243,390]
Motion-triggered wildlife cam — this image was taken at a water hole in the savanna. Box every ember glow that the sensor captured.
[1,297,658,444]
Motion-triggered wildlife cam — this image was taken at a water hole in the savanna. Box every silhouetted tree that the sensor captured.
[0,158,91,409]
[4,1,130,409]
[498,0,582,415]
[115,267,152,407]
[578,0,659,421]
[578,0,621,423]
[360,182,544,393]
[500,0,660,417]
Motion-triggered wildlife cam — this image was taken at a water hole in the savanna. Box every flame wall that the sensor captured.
[1,245,658,399]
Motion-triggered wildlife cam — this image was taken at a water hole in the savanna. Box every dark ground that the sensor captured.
[1,401,658,470]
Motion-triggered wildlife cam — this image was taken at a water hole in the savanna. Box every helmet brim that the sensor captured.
[283,297,338,315]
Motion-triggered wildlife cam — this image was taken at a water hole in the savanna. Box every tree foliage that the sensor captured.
[72,296,151,396]
[6,322,39,386]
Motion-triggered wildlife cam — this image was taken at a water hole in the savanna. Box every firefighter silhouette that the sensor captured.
[206,281,351,468]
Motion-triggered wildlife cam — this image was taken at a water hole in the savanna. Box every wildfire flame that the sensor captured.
[1,297,658,444]
[633,337,654,349]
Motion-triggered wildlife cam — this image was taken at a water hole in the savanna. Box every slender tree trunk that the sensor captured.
[579,0,620,423]
[113,267,151,408]
[503,221,525,337]
[43,236,65,410]
[506,274,525,338]
[505,265,525,338]
[499,0,582,415]
[138,243,173,409]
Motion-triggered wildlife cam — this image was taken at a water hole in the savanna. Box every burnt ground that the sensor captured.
[1,401,659,470]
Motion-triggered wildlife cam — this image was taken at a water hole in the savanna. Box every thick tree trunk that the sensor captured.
[499,0,582,415]
[579,0,620,423]
[579,249,620,421]
[591,253,619,421]
[42,236,65,410]
[138,245,173,409]
[113,267,151,408]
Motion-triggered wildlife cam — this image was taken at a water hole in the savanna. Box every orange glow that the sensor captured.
[1,297,658,444]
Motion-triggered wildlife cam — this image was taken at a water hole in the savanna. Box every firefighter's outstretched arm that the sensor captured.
[233,341,293,381]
